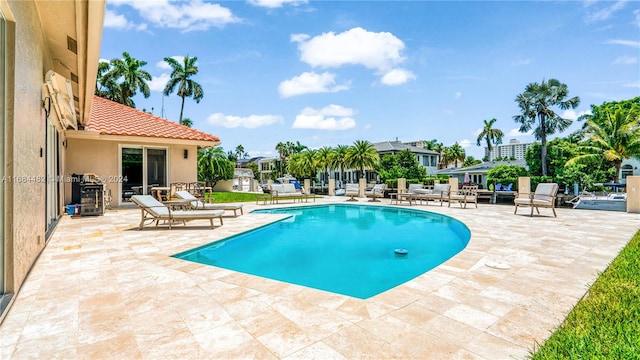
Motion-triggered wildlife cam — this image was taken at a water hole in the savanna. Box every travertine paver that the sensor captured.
[1,196,638,359]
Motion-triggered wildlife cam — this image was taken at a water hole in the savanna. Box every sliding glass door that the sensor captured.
[120,146,167,204]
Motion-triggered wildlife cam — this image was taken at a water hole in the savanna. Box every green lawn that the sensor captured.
[205,192,266,203]
[205,191,319,203]
[531,230,640,358]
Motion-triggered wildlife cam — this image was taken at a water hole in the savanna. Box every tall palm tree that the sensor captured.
[438,145,450,169]
[103,52,151,108]
[315,146,333,184]
[329,144,350,184]
[345,140,379,179]
[163,55,204,125]
[566,106,640,183]
[275,142,287,175]
[476,118,504,153]
[513,78,580,176]
[448,143,466,167]
[235,145,245,160]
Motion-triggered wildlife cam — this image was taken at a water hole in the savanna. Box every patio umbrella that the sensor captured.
[464,172,470,184]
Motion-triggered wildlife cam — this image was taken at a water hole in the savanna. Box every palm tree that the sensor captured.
[180,117,193,127]
[423,139,440,151]
[289,149,318,179]
[103,52,151,107]
[428,141,445,169]
[235,145,245,161]
[315,146,333,184]
[197,147,234,187]
[566,106,640,183]
[476,118,504,154]
[275,142,287,175]
[329,144,350,185]
[345,140,379,179]
[163,55,204,125]
[448,143,466,167]
[513,78,580,176]
[439,146,450,169]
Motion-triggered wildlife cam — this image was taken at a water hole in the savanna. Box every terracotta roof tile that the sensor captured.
[87,96,220,143]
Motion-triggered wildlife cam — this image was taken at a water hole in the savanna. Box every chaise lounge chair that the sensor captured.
[131,195,224,229]
[365,183,387,202]
[514,182,559,217]
[345,183,360,201]
[174,190,243,217]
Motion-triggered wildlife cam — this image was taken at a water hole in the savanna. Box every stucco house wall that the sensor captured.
[3,1,54,295]
[65,138,198,206]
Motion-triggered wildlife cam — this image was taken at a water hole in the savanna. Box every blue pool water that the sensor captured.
[173,204,470,299]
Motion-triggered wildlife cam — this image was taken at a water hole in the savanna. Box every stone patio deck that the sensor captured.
[1,196,638,359]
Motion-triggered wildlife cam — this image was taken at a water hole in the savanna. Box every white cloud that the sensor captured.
[459,139,471,148]
[103,9,133,29]
[508,128,534,137]
[380,69,416,86]
[148,73,170,92]
[511,58,532,66]
[472,128,482,137]
[292,105,356,130]
[206,113,284,128]
[278,72,350,98]
[292,27,412,85]
[585,0,627,23]
[248,0,307,8]
[442,109,454,115]
[110,0,240,31]
[613,55,638,64]
[624,81,640,88]
[561,109,591,121]
[635,9,640,27]
[455,92,462,99]
[606,39,640,48]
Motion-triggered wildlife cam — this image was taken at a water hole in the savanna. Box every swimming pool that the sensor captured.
[173,204,471,299]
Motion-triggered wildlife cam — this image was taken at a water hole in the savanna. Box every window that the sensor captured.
[120,146,167,204]
[621,164,633,183]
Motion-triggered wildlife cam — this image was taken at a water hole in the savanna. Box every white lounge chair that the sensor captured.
[345,183,359,201]
[174,190,243,217]
[130,195,224,229]
[514,183,559,217]
[365,183,387,202]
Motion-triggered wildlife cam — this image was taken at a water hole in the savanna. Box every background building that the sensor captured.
[485,139,533,161]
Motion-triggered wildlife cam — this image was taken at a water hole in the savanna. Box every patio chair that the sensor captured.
[175,190,244,217]
[420,183,450,206]
[345,183,360,201]
[514,183,559,217]
[365,183,387,202]
[130,195,224,229]
[448,185,478,208]
[168,182,187,200]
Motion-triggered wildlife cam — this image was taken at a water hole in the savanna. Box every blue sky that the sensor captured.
[100,0,640,159]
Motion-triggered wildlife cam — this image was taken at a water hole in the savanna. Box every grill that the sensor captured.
[79,173,104,216]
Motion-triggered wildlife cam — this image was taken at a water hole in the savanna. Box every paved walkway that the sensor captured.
[1,196,638,359]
